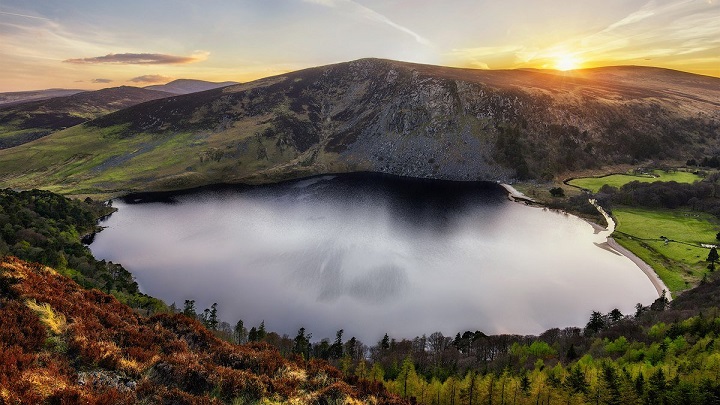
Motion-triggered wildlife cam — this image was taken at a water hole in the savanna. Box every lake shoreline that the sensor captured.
[500,186,669,300]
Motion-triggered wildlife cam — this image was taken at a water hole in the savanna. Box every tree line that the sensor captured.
[0,188,165,312]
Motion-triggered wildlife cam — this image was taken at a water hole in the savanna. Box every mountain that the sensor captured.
[144,79,239,95]
[0,256,403,403]
[0,88,85,107]
[0,58,718,196]
[0,86,174,149]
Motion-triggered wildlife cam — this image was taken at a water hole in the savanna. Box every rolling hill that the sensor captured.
[0,86,174,149]
[0,88,85,107]
[144,79,239,95]
[0,58,718,196]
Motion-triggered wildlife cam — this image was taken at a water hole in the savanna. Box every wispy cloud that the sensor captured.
[64,52,208,65]
[91,78,113,83]
[302,0,432,46]
[129,74,172,83]
[0,10,51,21]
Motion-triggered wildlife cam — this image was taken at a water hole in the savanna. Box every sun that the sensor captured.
[555,54,581,71]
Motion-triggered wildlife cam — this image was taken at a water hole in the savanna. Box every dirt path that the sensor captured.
[499,183,536,203]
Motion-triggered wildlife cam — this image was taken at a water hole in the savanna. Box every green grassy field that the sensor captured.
[612,208,719,294]
[568,170,702,192]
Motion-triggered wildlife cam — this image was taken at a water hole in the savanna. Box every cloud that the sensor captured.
[91,78,113,83]
[302,0,432,46]
[128,74,172,83]
[0,10,51,21]
[63,52,208,65]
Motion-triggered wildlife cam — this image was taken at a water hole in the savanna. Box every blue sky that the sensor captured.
[0,0,718,91]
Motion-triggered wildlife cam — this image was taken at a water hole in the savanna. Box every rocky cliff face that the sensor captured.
[2,59,719,193]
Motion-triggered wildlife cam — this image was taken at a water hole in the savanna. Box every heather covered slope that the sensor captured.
[0,59,718,196]
[0,256,404,404]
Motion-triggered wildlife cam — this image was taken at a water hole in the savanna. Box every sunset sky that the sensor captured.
[0,0,718,91]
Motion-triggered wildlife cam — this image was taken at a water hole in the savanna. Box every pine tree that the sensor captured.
[234,319,247,344]
[330,329,344,359]
[205,303,218,330]
[708,247,719,271]
[380,333,390,351]
[564,365,588,394]
[257,320,267,340]
[585,311,606,335]
[182,299,196,318]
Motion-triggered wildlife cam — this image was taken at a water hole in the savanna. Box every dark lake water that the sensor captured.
[89,173,658,343]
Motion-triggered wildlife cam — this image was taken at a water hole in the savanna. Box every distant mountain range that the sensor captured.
[144,79,239,95]
[0,80,239,149]
[0,58,718,195]
[0,88,85,107]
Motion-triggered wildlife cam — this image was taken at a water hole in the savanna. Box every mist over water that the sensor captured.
[90,173,659,343]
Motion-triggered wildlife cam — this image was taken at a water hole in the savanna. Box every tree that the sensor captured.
[380,333,390,351]
[585,311,606,335]
[707,247,719,271]
[397,357,417,398]
[635,303,645,318]
[566,344,578,361]
[248,327,258,342]
[330,329,344,359]
[182,299,196,318]
[650,290,670,311]
[602,364,622,405]
[564,365,588,394]
[293,327,311,359]
[257,320,267,340]
[609,308,623,324]
[205,303,218,330]
[234,319,247,344]
[549,187,565,197]
[519,374,531,396]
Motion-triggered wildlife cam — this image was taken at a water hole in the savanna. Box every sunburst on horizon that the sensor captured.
[555,53,582,71]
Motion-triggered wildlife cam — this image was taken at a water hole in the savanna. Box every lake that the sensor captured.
[89,173,659,343]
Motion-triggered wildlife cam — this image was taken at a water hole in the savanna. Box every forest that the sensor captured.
[0,188,165,312]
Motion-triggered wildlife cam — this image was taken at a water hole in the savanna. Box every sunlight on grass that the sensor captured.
[25,299,67,335]
[569,170,703,193]
[613,208,719,292]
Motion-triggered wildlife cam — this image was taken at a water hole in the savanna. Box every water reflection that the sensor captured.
[91,173,659,342]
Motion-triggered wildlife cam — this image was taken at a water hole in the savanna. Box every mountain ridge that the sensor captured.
[144,79,239,95]
[0,58,718,196]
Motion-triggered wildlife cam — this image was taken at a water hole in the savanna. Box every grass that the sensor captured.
[0,116,327,196]
[612,208,720,294]
[26,299,67,335]
[568,170,702,192]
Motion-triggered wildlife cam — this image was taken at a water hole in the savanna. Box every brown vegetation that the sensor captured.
[0,256,406,404]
